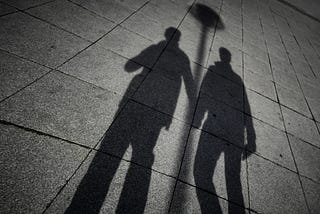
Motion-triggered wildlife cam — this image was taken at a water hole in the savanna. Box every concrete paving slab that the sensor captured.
[289,135,320,182]
[273,68,301,92]
[194,94,245,147]
[179,128,249,208]
[0,2,16,16]
[96,100,188,177]
[170,181,249,214]
[27,0,116,42]
[0,50,49,101]
[247,154,309,214]
[0,123,89,214]
[244,69,277,101]
[245,90,284,130]
[141,0,187,26]
[70,0,135,23]
[242,41,269,63]
[97,26,162,68]
[248,116,296,171]
[0,71,123,147]
[121,11,168,42]
[301,177,320,214]
[59,44,148,97]
[214,31,242,50]
[282,106,320,147]
[0,12,89,67]
[2,0,53,10]
[277,84,312,118]
[45,151,175,214]
[243,53,273,81]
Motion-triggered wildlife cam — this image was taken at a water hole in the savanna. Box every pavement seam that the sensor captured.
[41,149,93,214]
[54,0,150,71]
[67,0,116,23]
[268,7,313,214]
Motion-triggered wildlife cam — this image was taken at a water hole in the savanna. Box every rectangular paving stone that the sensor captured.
[247,153,309,214]
[59,44,148,97]
[96,100,189,177]
[133,70,198,124]
[273,68,301,92]
[27,0,116,42]
[242,42,269,63]
[0,12,89,67]
[193,94,245,147]
[97,26,162,68]
[244,69,277,101]
[0,50,49,101]
[289,135,320,182]
[248,116,296,171]
[0,124,89,214]
[0,2,16,16]
[170,181,249,214]
[243,53,272,80]
[301,177,320,214]
[282,106,320,147]
[121,11,168,42]
[245,90,284,130]
[2,0,53,9]
[179,128,249,208]
[70,0,135,23]
[0,71,123,148]
[45,151,175,213]
[277,84,312,118]
[214,31,242,50]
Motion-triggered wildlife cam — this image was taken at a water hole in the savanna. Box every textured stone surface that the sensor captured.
[301,177,320,214]
[248,154,309,214]
[282,106,320,147]
[0,71,123,147]
[248,116,296,170]
[0,124,89,214]
[245,90,284,130]
[0,50,49,101]
[289,135,320,182]
[27,0,116,42]
[0,2,16,15]
[0,12,89,67]
[59,44,147,97]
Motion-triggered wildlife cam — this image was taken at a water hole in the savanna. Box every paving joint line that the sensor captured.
[67,0,116,23]
[268,7,313,213]
[41,149,93,214]
[54,0,150,71]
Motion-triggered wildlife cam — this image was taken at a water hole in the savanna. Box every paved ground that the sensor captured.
[1,0,320,213]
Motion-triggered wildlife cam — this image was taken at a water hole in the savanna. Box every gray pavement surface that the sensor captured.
[0,0,320,213]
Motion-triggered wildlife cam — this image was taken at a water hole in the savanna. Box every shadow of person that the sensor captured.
[64,27,195,214]
[193,47,256,213]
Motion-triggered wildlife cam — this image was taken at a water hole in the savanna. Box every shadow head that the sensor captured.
[219,47,231,63]
[165,27,181,43]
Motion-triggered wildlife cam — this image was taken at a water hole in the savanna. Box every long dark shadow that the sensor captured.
[193,47,256,213]
[64,27,195,213]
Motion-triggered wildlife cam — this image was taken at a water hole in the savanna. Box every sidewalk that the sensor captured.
[0,0,319,213]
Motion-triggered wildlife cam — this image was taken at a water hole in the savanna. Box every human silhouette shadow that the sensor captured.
[64,27,195,214]
[193,47,256,213]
